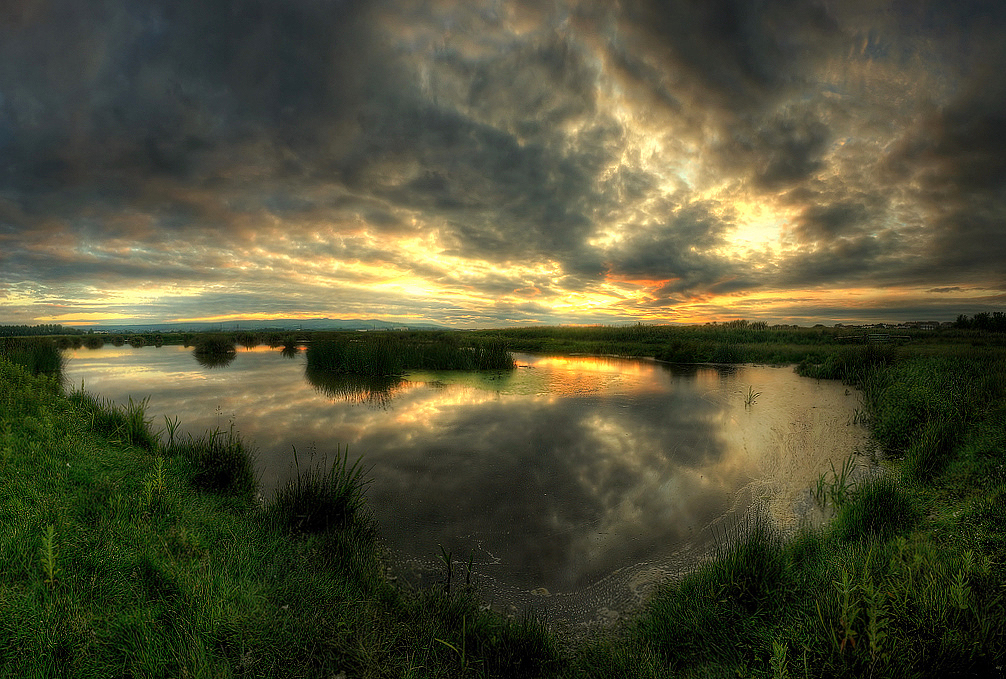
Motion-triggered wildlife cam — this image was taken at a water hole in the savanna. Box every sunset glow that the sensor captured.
[1,1,1004,327]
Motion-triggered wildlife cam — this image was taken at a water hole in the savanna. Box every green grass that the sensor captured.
[0,354,560,677]
[0,336,65,378]
[167,423,260,505]
[67,389,160,452]
[265,445,371,535]
[2,326,1006,677]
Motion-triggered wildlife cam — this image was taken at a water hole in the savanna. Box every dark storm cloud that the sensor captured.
[777,232,905,288]
[359,105,604,261]
[0,0,379,193]
[606,201,740,294]
[330,30,623,270]
[617,0,839,111]
[2,0,1005,324]
[793,198,878,244]
[738,110,831,189]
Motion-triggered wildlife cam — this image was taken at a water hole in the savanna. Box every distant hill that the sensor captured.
[88,318,451,333]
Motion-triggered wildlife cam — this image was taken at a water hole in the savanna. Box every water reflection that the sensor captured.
[192,350,237,368]
[305,366,402,406]
[63,347,872,622]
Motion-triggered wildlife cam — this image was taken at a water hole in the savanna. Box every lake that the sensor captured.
[63,344,873,624]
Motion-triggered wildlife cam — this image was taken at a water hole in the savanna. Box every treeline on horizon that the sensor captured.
[2,312,1005,340]
[954,311,1006,331]
[0,324,85,337]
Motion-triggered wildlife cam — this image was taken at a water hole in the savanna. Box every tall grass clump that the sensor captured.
[0,337,65,378]
[306,337,402,375]
[191,333,237,368]
[235,331,260,349]
[169,424,258,503]
[192,333,237,357]
[797,343,897,383]
[831,475,920,541]
[266,445,371,535]
[67,389,159,452]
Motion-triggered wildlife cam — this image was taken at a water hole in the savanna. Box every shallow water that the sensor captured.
[64,345,873,624]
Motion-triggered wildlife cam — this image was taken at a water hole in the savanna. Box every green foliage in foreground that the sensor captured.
[2,332,1006,677]
[0,357,559,678]
[0,337,65,378]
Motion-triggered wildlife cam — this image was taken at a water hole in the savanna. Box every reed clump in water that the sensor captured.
[305,335,514,376]
[191,334,238,368]
[192,333,237,357]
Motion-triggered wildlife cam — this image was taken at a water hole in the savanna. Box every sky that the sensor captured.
[2,0,1005,328]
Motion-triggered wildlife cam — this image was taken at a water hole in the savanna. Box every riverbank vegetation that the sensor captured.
[2,324,1005,676]
[0,346,558,678]
[573,341,1006,677]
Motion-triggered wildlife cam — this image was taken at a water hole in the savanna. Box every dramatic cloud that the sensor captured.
[1,0,1004,326]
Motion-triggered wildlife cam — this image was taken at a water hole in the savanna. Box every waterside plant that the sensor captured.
[265,445,371,535]
[306,334,514,376]
[0,336,65,378]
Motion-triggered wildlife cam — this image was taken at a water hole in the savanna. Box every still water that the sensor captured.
[64,345,872,623]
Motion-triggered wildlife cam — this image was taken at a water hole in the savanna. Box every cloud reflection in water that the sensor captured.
[63,348,870,597]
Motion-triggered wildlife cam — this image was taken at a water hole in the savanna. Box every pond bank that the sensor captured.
[2,332,1005,676]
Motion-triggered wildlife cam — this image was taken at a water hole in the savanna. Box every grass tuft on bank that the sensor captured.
[265,445,371,535]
